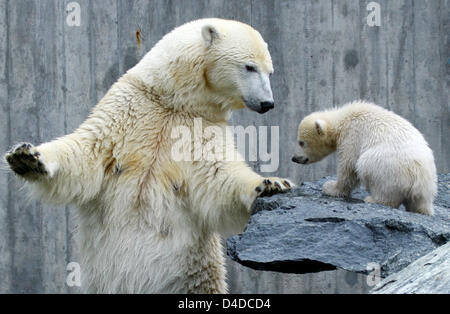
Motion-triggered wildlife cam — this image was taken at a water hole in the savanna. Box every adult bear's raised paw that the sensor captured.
[5,143,48,178]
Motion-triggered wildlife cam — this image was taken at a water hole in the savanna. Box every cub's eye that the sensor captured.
[245,65,258,73]
[299,141,305,147]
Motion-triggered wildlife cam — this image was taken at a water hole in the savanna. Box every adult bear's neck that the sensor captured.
[126,63,234,123]
[126,41,242,123]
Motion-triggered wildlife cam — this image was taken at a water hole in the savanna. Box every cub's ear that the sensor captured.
[202,25,220,48]
[315,119,326,135]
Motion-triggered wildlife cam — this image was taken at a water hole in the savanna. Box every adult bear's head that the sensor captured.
[128,19,275,121]
[200,20,275,114]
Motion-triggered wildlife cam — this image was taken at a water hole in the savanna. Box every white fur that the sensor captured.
[6,19,292,293]
[295,101,437,215]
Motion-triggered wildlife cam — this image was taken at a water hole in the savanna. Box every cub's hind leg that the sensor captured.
[403,195,434,216]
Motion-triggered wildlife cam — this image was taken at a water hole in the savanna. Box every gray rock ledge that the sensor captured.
[227,174,450,278]
[371,241,450,293]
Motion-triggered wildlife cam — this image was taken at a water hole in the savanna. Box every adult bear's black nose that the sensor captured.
[260,101,274,113]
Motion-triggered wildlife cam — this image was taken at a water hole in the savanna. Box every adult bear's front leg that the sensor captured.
[5,135,103,205]
[5,143,49,180]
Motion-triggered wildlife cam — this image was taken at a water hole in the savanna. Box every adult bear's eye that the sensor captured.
[245,65,258,73]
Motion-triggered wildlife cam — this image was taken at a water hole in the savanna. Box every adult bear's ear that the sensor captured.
[315,120,326,136]
[202,25,220,48]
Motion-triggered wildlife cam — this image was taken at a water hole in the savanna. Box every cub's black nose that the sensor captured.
[292,156,309,164]
[260,101,275,112]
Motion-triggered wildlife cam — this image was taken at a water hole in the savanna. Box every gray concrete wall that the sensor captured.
[0,0,448,293]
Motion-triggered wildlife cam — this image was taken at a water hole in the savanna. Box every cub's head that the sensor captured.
[201,20,275,114]
[292,114,336,165]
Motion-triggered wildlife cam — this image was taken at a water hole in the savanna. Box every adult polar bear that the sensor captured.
[5,19,293,293]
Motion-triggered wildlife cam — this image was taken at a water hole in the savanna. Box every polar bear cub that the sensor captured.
[292,101,437,215]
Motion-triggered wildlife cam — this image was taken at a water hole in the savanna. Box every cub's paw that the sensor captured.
[5,143,48,178]
[322,180,348,198]
[255,177,294,197]
[364,196,376,204]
